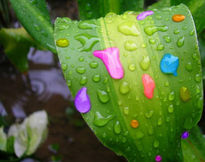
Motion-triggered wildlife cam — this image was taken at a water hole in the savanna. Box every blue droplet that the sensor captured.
[160,53,179,76]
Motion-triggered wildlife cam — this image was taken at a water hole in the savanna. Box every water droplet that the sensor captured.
[177,36,184,47]
[56,38,69,47]
[168,105,174,113]
[181,131,189,139]
[172,14,185,22]
[75,33,99,51]
[128,64,136,71]
[74,87,91,113]
[118,21,140,36]
[185,62,193,72]
[76,66,86,74]
[97,89,110,103]
[61,63,68,71]
[153,140,159,148]
[149,38,156,44]
[142,74,155,99]
[190,30,194,36]
[78,20,96,29]
[119,81,130,94]
[155,155,162,162]
[67,80,71,87]
[156,15,162,20]
[144,25,168,36]
[141,43,147,48]
[157,118,162,126]
[145,110,154,119]
[93,47,124,79]
[130,120,139,128]
[160,53,179,76]
[136,131,144,139]
[164,81,169,87]
[78,56,84,62]
[163,35,171,43]
[168,91,175,101]
[92,74,101,82]
[195,74,201,83]
[180,87,191,102]
[124,40,137,51]
[137,11,154,20]
[93,112,113,127]
[156,44,164,51]
[89,61,98,69]
[140,56,150,70]
[114,121,121,134]
[80,76,87,85]
[174,29,180,34]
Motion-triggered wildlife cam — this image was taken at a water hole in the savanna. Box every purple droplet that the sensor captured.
[137,11,154,20]
[181,131,189,139]
[155,155,162,162]
[74,87,91,113]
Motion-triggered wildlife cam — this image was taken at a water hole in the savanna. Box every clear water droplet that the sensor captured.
[144,25,168,36]
[177,36,184,47]
[89,61,99,69]
[156,44,164,51]
[149,38,156,44]
[118,21,140,36]
[157,118,162,126]
[67,80,71,87]
[123,107,129,115]
[124,40,137,51]
[114,121,121,134]
[168,105,174,113]
[80,76,87,85]
[163,35,171,43]
[61,63,68,71]
[145,110,154,119]
[92,74,101,82]
[185,62,193,72]
[119,81,130,94]
[76,66,86,74]
[93,112,113,127]
[97,89,110,103]
[173,29,180,34]
[153,140,159,148]
[195,74,201,83]
[128,64,136,71]
[140,56,150,70]
[168,91,175,101]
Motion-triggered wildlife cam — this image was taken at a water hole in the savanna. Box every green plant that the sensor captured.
[1,0,205,161]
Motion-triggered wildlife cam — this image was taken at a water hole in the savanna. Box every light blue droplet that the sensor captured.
[160,53,179,76]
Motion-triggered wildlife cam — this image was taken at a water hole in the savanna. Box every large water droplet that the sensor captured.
[168,105,174,113]
[89,61,99,69]
[97,89,110,103]
[124,40,137,51]
[76,66,86,74]
[140,56,150,70]
[80,76,87,85]
[119,81,130,94]
[118,21,140,36]
[93,112,113,127]
[114,121,121,134]
[128,64,136,71]
[92,74,101,82]
[180,87,191,102]
[177,36,184,47]
[142,74,155,99]
[144,25,168,36]
[168,91,175,101]
[56,38,69,48]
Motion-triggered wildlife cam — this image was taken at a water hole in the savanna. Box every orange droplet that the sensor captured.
[172,14,185,22]
[130,120,139,128]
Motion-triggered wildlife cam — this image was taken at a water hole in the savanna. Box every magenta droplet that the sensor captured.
[93,47,124,79]
[74,87,91,113]
[142,74,155,99]
[181,131,189,139]
[137,11,154,20]
[155,155,162,162]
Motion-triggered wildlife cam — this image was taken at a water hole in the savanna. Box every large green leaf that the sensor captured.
[55,4,203,161]
[9,0,56,53]
[77,0,144,20]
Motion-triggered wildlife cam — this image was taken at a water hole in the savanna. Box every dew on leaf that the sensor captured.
[78,20,96,29]
[128,64,136,71]
[149,38,156,44]
[66,80,71,87]
[89,61,99,69]
[144,25,168,36]
[80,76,87,85]
[118,21,140,36]
[119,81,130,94]
[156,44,164,51]
[185,62,193,72]
[145,110,154,119]
[153,140,159,148]
[97,89,110,103]
[140,56,150,70]
[168,91,175,101]
[92,74,101,82]
[163,35,171,43]
[195,74,201,83]
[123,107,129,115]
[114,121,121,134]
[173,29,180,34]
[124,40,137,51]
[177,36,184,47]
[168,105,174,113]
[61,63,68,71]
[93,112,113,127]
[56,38,69,48]
[76,66,86,74]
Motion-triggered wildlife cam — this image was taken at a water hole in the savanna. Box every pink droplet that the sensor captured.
[155,155,162,162]
[142,74,155,99]
[93,47,124,79]
[137,11,154,20]
[74,87,91,113]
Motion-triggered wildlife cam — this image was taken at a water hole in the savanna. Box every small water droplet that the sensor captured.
[92,74,101,82]
[93,112,113,127]
[119,81,130,94]
[114,121,121,134]
[78,56,84,62]
[140,56,150,70]
[149,38,156,44]
[173,29,180,34]
[157,118,162,126]
[190,30,194,36]
[76,66,86,74]
[195,74,201,83]
[185,62,193,72]
[177,36,184,47]
[67,80,71,87]
[78,20,96,29]
[89,61,98,69]
[163,35,171,43]
[80,76,87,85]
[123,107,129,115]
[156,44,164,51]
[144,25,168,36]
[168,91,175,101]
[153,140,159,148]
[145,110,154,119]
[124,40,137,51]
[164,81,169,87]
[128,64,136,71]
[56,38,69,47]
[97,89,110,103]
[168,105,174,113]
[61,63,68,71]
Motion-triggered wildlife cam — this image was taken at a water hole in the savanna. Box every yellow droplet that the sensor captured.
[180,87,191,102]
[56,38,69,47]
[130,120,139,128]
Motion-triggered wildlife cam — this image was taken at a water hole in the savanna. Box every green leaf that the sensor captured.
[55,4,203,161]
[199,34,205,81]
[0,127,7,151]
[171,0,205,33]
[147,0,171,10]
[0,27,40,72]
[9,0,56,53]
[77,0,144,20]
[182,126,205,161]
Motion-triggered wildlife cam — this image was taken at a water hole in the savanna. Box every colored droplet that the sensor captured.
[185,62,193,72]
[168,105,174,113]
[163,35,171,43]
[74,87,91,113]
[160,53,179,76]
[76,66,86,74]
[114,121,121,134]
[144,25,168,36]
[142,74,155,99]
[124,40,137,51]
[137,11,154,20]
[128,64,136,71]
[56,38,69,47]
[93,47,124,79]
[118,21,140,36]
[168,91,175,101]
[92,74,101,82]
[177,36,184,47]
[89,61,98,69]
[172,14,185,22]
[153,140,159,148]
[97,89,110,103]
[123,107,129,115]
[93,112,113,127]
[80,76,87,85]
[180,87,191,102]
[155,155,162,162]
[181,131,189,139]
[130,120,139,128]
[119,81,130,94]
[140,56,150,70]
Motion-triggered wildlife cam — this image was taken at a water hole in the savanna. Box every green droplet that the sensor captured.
[157,118,162,126]
[185,62,193,72]
[124,40,137,51]
[76,66,86,74]
[144,25,168,36]
[114,121,121,134]
[136,131,144,139]
[141,43,147,48]
[174,29,180,34]
[93,112,113,127]
[164,81,169,87]
[67,80,71,87]
[128,64,136,71]
[93,74,101,82]
[61,63,68,71]
[190,30,194,36]
[119,81,130,94]
[149,38,156,44]
[168,91,175,101]
[78,56,84,62]
[97,89,110,103]
[56,38,69,47]
[153,140,159,148]
[168,105,174,113]
[145,110,154,119]
[140,56,150,70]
[156,44,164,51]
[118,21,140,36]
[89,61,98,69]
[123,107,129,115]
[80,76,87,85]
[163,35,171,43]
[180,87,191,102]
[177,36,184,47]
[78,20,96,29]
[195,74,201,83]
